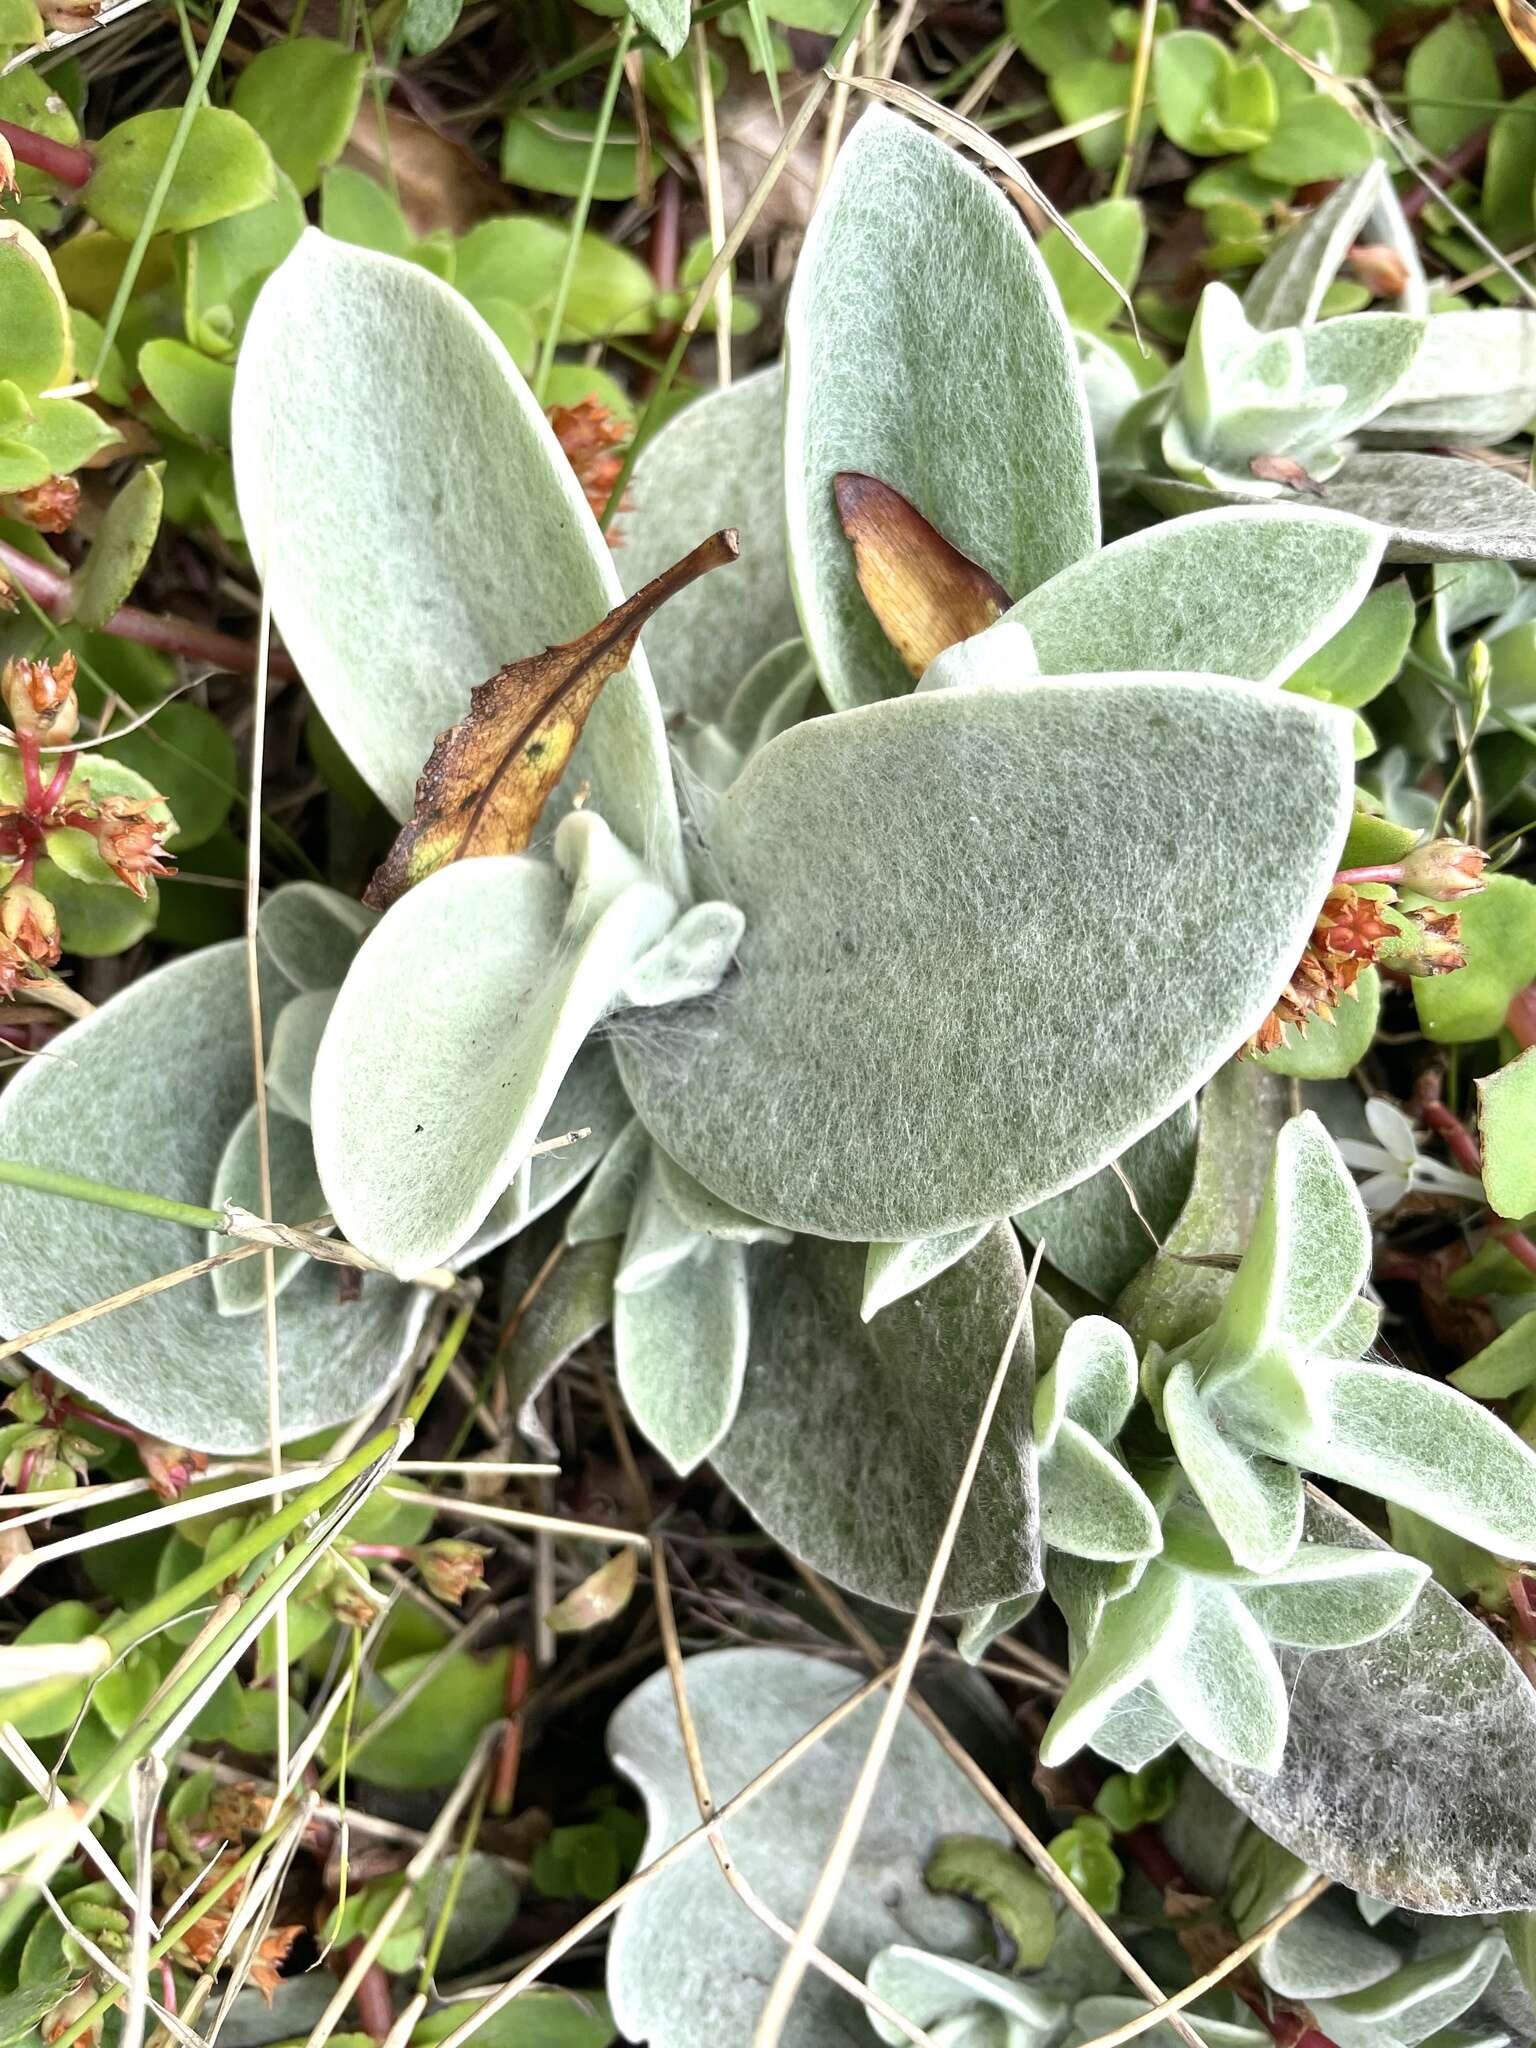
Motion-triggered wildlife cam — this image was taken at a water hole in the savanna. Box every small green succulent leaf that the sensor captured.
[1006,0,1114,74]
[206,1103,325,1314]
[1040,1561,1186,1765]
[0,219,71,396]
[182,173,305,356]
[862,1223,992,1322]
[615,1235,748,1473]
[1406,12,1501,157]
[70,463,164,628]
[1414,875,1536,1043]
[620,369,797,726]
[1248,95,1376,186]
[1034,1315,1138,1449]
[1477,1047,1536,1220]
[138,338,235,444]
[84,108,277,238]
[1244,163,1389,331]
[1039,197,1145,332]
[228,36,367,198]
[1008,505,1386,686]
[1322,453,1536,569]
[785,105,1098,712]
[606,1647,1012,2048]
[923,1835,1058,1972]
[312,830,675,1278]
[1163,1360,1304,1573]
[0,945,425,1451]
[1040,1422,1164,1563]
[1450,1312,1536,1401]
[233,231,684,891]
[866,1947,1067,2045]
[1153,31,1278,156]
[713,1227,1040,1613]
[1234,1544,1429,1650]
[1255,969,1380,1080]
[1188,1491,1536,1912]
[620,902,743,1007]
[1016,1103,1196,1304]
[1284,581,1414,711]
[618,679,1353,1241]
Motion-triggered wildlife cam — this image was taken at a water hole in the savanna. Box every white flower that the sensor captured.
[1336,1098,1486,1213]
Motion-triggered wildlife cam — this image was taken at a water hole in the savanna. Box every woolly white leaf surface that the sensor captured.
[505,1237,618,1459]
[1035,1315,1138,1449]
[1039,1422,1163,1562]
[313,851,674,1277]
[606,1646,1009,2048]
[620,677,1353,1241]
[652,1145,791,1243]
[264,988,331,1124]
[1233,1545,1428,1649]
[1323,452,1536,568]
[1368,310,1536,447]
[865,1947,1067,2047]
[712,1226,1039,1613]
[1163,1360,1303,1573]
[615,1235,748,1473]
[784,106,1097,712]
[1187,1493,1536,1912]
[1156,1577,1288,1772]
[1255,1893,1398,1999]
[1040,1560,1187,1765]
[1017,1103,1196,1304]
[1009,507,1385,686]
[1068,1995,1268,2047]
[1243,164,1391,330]
[862,1222,991,1321]
[258,882,375,991]
[207,1104,325,1314]
[619,367,797,725]
[628,0,689,58]
[0,945,426,1451]
[1313,1937,1504,2048]
[232,231,684,889]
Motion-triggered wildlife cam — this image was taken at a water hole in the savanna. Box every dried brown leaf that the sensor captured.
[1496,0,1536,73]
[833,471,1011,678]
[365,529,739,909]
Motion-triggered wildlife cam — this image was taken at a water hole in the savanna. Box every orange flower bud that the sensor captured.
[1398,838,1488,901]
[412,1538,490,1605]
[90,794,173,896]
[2,475,80,534]
[2,652,79,744]
[138,1436,208,1501]
[0,883,60,967]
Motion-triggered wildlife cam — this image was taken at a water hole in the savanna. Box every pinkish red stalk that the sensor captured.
[0,539,297,682]
[0,118,92,188]
[1333,863,1403,887]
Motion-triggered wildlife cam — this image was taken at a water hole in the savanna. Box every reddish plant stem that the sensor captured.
[337,1938,394,2042]
[0,539,297,682]
[38,748,75,812]
[0,118,92,188]
[17,731,42,813]
[1401,126,1491,221]
[1508,983,1536,1051]
[489,1643,533,1817]
[1418,1094,1536,1275]
[1333,862,1403,887]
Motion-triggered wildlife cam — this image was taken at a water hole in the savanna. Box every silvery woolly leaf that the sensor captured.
[566,1117,650,1245]
[1243,164,1393,330]
[721,638,819,760]
[1068,1995,1269,2048]
[784,106,1097,713]
[606,1646,1011,2048]
[1085,1684,1186,1774]
[1322,453,1536,568]
[1241,1357,1536,1562]
[258,881,374,991]
[621,901,743,1007]
[1034,1315,1137,1450]
[0,945,426,1451]
[619,678,1353,1241]
[1151,1576,1288,1773]
[864,1947,1068,2048]
[1187,1492,1536,1912]
[233,231,685,892]
[1313,1938,1505,2048]
[1255,1893,1399,2000]
[616,1161,700,1294]
[313,824,676,1277]
[1162,1359,1304,1574]
[712,1227,1039,1613]
[264,987,332,1124]
[1038,1422,1163,1563]
[957,1591,1040,1665]
[1016,1103,1196,1305]
[615,1234,748,1474]
[1230,1544,1429,1650]
[1368,311,1536,448]
[505,1236,618,1460]
[862,1223,992,1322]
[1008,506,1385,687]
[652,1146,791,1245]
[207,1104,325,1315]
[1039,1561,1186,1765]
[620,369,797,726]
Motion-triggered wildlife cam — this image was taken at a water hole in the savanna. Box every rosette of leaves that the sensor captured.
[218,109,1407,1602]
[1113,166,1536,565]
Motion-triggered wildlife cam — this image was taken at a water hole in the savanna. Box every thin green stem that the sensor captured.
[92,0,246,381]
[600,0,879,531]
[1111,0,1159,200]
[416,1763,490,1991]
[0,1159,224,1233]
[931,30,1010,102]
[532,19,634,407]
